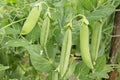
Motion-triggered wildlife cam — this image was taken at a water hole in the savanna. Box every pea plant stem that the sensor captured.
[44,47,50,60]
[0,18,26,30]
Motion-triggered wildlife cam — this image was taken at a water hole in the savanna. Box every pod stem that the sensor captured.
[1,18,26,30]
[43,47,50,60]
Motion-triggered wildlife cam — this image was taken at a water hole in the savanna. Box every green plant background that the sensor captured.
[0,0,120,80]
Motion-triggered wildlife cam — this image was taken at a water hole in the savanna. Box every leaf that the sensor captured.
[5,27,20,35]
[117,64,120,80]
[46,39,60,61]
[53,0,66,7]
[0,64,9,79]
[25,45,55,72]
[54,27,63,45]
[91,72,109,79]
[87,4,115,21]
[82,0,94,11]
[102,65,113,73]
[90,56,113,79]
[117,52,120,64]
[91,0,98,7]
[114,0,120,7]
[74,61,90,80]
[6,0,17,4]
[117,75,120,80]
[0,28,5,44]
[5,39,30,47]
[0,64,9,71]
[98,42,105,57]
[94,55,106,71]
[26,25,40,43]
[91,64,113,79]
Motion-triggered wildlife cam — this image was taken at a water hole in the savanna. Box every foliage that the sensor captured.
[0,0,120,80]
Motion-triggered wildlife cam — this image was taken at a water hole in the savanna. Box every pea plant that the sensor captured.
[0,0,120,80]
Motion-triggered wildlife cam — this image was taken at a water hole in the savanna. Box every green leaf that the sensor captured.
[81,0,94,11]
[102,65,113,73]
[91,55,113,79]
[26,45,55,72]
[0,28,5,44]
[117,75,120,80]
[26,25,40,43]
[117,64,120,80]
[98,42,105,57]
[54,27,63,45]
[5,39,30,47]
[53,0,66,7]
[94,55,106,71]
[117,52,120,64]
[90,72,109,79]
[91,64,113,79]
[6,0,17,3]
[0,64,9,71]
[87,4,115,21]
[5,27,20,35]
[74,61,90,80]
[46,39,60,61]
[91,0,98,7]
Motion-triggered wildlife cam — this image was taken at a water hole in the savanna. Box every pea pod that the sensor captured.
[52,71,58,80]
[64,57,76,79]
[90,20,104,63]
[60,28,72,78]
[21,3,42,35]
[80,18,94,69]
[40,16,50,48]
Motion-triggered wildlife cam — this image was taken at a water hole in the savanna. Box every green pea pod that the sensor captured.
[21,3,42,35]
[90,20,104,64]
[52,71,58,80]
[40,17,50,48]
[80,18,94,69]
[60,28,72,78]
[64,58,76,79]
